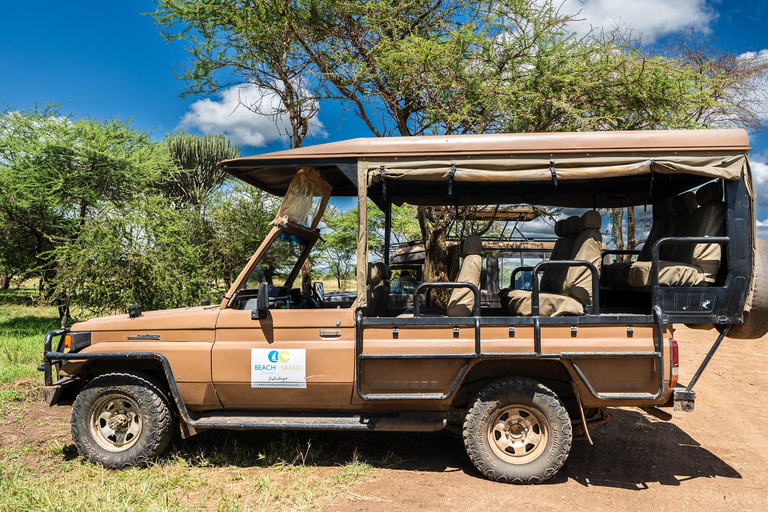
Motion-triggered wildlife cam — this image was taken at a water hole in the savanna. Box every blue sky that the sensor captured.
[1,1,767,221]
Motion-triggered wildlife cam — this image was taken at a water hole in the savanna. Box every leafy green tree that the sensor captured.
[0,106,171,314]
[153,0,319,147]
[206,181,278,290]
[315,206,358,289]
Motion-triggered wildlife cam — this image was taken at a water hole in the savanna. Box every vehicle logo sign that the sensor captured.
[252,349,306,388]
[127,334,160,340]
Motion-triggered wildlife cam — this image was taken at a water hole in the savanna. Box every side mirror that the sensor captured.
[252,282,270,320]
[313,281,325,303]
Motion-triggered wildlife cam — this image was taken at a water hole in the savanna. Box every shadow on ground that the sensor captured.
[131,407,739,489]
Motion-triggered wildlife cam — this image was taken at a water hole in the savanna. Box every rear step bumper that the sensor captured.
[673,388,696,412]
[188,411,447,432]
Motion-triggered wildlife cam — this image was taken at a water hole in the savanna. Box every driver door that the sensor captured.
[212,307,355,410]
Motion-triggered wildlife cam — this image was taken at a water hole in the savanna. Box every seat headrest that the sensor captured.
[367,262,382,287]
[563,216,582,236]
[696,182,722,205]
[673,192,697,214]
[375,261,391,282]
[581,210,601,230]
[554,219,565,238]
[462,235,483,257]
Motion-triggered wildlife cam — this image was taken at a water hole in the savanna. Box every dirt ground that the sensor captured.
[3,326,768,511]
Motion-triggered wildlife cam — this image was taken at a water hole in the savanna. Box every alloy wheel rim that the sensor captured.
[487,404,548,464]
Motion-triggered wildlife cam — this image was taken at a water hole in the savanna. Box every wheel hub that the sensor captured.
[107,413,132,432]
[487,404,549,464]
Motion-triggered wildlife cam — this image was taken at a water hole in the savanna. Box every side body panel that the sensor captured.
[212,308,356,410]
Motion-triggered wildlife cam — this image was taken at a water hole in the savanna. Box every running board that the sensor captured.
[188,411,447,432]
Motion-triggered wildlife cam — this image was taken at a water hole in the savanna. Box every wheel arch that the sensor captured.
[452,359,576,409]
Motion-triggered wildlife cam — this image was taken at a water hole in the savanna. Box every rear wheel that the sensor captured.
[463,377,572,484]
[71,372,173,468]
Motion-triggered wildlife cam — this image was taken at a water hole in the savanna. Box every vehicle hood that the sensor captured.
[71,305,220,332]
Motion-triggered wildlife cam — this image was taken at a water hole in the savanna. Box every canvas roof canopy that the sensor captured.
[219,129,751,208]
[218,129,754,309]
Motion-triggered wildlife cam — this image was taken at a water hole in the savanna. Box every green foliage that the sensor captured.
[315,206,358,288]
[0,106,172,310]
[206,182,278,290]
[161,129,240,206]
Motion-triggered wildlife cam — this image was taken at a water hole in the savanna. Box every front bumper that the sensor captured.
[40,328,69,386]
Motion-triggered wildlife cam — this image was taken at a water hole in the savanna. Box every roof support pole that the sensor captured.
[384,201,392,264]
[355,159,369,309]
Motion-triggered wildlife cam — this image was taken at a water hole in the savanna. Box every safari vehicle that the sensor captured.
[41,130,766,484]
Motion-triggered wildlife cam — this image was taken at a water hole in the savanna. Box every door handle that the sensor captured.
[319,330,342,338]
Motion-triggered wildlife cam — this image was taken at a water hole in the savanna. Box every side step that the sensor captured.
[188,411,447,432]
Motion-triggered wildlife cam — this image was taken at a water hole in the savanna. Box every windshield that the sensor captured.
[243,232,308,289]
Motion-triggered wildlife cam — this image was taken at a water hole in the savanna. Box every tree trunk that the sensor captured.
[627,207,636,250]
[611,208,625,261]
[419,206,461,307]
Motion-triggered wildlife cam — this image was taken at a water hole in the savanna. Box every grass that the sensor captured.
[0,289,403,511]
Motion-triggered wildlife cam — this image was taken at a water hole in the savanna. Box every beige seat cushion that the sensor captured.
[689,183,725,283]
[563,211,602,305]
[447,235,483,317]
[627,260,705,287]
[503,289,584,317]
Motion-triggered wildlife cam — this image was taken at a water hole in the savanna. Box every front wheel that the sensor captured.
[71,372,174,468]
[463,377,572,484]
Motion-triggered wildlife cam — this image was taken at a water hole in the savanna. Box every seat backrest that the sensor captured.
[369,262,391,315]
[447,235,483,317]
[665,192,698,262]
[365,262,383,315]
[638,197,675,261]
[542,216,581,294]
[687,182,726,282]
[562,211,603,306]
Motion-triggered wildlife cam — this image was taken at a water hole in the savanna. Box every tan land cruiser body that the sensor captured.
[41,130,765,483]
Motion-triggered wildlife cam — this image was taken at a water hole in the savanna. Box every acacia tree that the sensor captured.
[0,106,170,314]
[154,0,319,147]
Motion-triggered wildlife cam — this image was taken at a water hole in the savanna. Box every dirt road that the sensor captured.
[3,327,767,511]
[330,326,768,511]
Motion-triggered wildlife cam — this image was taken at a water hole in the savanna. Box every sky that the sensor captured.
[1,0,767,230]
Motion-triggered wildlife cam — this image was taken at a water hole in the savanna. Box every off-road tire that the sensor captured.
[463,377,572,484]
[71,372,173,468]
[722,238,768,339]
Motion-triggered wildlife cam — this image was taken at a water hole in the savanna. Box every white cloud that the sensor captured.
[179,84,327,148]
[736,50,768,123]
[751,154,768,207]
[751,154,768,239]
[561,0,717,41]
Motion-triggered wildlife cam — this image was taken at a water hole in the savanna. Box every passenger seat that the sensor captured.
[365,262,391,316]
[446,235,483,317]
[501,211,602,316]
[603,197,675,287]
[626,186,723,287]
